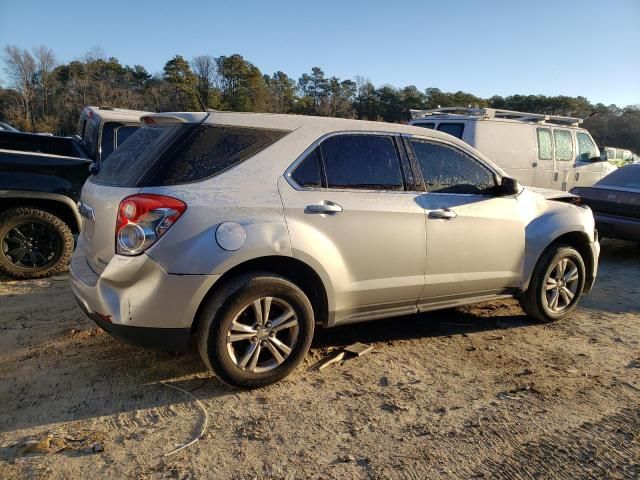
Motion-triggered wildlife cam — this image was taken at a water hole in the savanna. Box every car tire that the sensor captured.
[519,244,586,323]
[0,207,74,280]
[197,273,314,388]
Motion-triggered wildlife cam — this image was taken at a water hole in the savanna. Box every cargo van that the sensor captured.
[409,107,617,191]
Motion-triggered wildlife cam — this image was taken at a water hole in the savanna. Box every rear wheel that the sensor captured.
[519,245,586,322]
[0,207,74,280]
[197,273,314,388]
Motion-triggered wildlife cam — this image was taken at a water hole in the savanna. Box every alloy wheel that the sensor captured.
[226,296,299,373]
[544,258,580,313]
[1,221,60,269]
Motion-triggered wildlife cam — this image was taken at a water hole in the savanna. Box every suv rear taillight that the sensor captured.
[115,194,186,256]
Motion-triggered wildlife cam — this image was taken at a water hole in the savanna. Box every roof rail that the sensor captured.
[410,107,583,126]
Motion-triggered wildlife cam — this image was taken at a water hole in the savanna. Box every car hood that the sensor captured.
[525,186,578,201]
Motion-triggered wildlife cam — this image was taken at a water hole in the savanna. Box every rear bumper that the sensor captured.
[594,213,640,242]
[70,242,219,351]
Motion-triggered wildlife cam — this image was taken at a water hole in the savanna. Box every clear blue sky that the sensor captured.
[1,0,638,106]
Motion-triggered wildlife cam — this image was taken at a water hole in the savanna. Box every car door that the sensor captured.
[404,137,525,306]
[574,131,604,187]
[533,127,556,188]
[278,133,427,319]
[552,128,575,191]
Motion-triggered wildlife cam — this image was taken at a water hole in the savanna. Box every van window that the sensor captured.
[576,132,598,161]
[410,139,496,195]
[554,130,573,161]
[414,122,435,129]
[537,128,552,160]
[320,134,404,191]
[437,123,465,139]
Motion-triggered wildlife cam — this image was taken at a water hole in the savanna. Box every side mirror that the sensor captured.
[88,162,99,175]
[499,176,521,195]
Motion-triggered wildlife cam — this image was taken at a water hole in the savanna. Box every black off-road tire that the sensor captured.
[519,244,586,323]
[0,207,74,280]
[197,273,314,388]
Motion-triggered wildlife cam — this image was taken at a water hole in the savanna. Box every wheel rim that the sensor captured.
[226,296,299,373]
[543,258,580,313]
[1,221,61,269]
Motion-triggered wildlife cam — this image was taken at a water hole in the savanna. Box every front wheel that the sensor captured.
[197,273,314,388]
[519,245,586,322]
[0,207,74,280]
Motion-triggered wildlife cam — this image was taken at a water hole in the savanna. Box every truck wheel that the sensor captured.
[0,207,74,280]
[519,244,586,322]
[197,273,314,388]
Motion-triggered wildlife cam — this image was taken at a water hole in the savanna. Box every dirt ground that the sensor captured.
[0,238,638,479]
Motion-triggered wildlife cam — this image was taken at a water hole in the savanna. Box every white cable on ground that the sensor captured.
[160,381,209,457]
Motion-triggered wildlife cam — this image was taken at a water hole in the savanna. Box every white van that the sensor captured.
[409,107,617,191]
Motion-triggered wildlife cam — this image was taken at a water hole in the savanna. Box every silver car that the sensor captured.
[70,112,599,388]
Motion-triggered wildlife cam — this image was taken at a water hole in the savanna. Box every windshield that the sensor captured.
[596,166,640,189]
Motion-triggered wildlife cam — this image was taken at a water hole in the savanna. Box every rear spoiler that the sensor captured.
[140,112,210,125]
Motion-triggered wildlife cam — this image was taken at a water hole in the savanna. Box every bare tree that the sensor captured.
[3,45,36,128]
[33,45,56,116]
[191,55,217,107]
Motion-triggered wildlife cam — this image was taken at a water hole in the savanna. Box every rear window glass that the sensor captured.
[152,125,288,186]
[92,123,288,187]
[92,124,190,186]
[437,123,465,139]
[595,166,640,188]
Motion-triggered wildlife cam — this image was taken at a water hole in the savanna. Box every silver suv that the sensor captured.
[70,112,599,388]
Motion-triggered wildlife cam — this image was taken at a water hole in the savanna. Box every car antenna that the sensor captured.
[192,88,217,113]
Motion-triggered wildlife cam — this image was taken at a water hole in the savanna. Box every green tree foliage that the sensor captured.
[162,55,198,111]
[0,44,638,153]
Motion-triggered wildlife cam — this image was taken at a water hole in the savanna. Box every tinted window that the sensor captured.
[291,147,323,188]
[537,128,552,160]
[153,125,289,185]
[93,123,187,186]
[577,132,598,160]
[410,140,496,194]
[415,122,435,129]
[437,123,465,139]
[595,166,640,188]
[116,126,139,147]
[554,130,573,161]
[100,121,125,160]
[320,134,404,190]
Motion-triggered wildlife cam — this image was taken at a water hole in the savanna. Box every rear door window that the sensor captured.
[320,134,404,191]
[537,128,553,160]
[554,129,573,161]
[437,122,465,139]
[410,139,496,195]
[414,122,435,129]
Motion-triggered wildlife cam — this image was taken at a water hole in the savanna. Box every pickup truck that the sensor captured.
[0,106,149,279]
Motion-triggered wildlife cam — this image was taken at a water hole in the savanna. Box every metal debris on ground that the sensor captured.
[316,342,373,371]
[343,342,373,357]
[161,381,209,457]
[318,351,345,371]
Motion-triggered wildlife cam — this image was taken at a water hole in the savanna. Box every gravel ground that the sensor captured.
[0,238,638,479]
